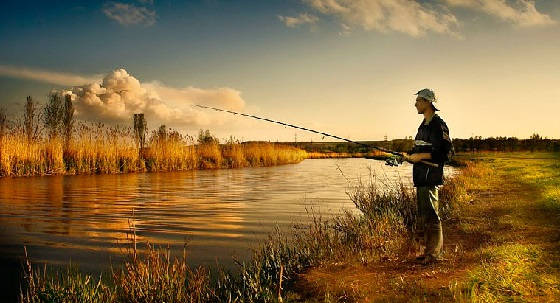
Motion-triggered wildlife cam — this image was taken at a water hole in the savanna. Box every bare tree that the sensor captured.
[157,124,167,142]
[62,94,75,149]
[133,113,147,151]
[24,96,40,142]
[0,107,6,140]
[44,92,64,139]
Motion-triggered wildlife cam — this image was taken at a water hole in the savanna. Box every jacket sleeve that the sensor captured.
[429,122,446,163]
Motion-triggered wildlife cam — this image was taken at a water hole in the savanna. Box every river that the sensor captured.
[0,158,445,273]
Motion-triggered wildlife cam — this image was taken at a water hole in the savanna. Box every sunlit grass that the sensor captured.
[18,152,560,302]
[448,152,560,302]
[460,244,560,302]
[0,124,307,177]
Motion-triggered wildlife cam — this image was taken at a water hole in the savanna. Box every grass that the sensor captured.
[17,152,560,302]
[0,123,307,177]
[457,244,560,302]
[285,152,560,302]
[18,159,420,302]
[446,152,560,302]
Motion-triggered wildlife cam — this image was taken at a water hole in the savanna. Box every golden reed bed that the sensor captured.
[0,131,307,177]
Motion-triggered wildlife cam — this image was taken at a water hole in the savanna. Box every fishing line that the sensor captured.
[192,104,437,167]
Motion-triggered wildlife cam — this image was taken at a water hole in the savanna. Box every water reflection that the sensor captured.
[0,159,445,271]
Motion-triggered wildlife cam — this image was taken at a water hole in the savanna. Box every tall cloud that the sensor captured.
[1,65,247,128]
[445,0,555,27]
[103,1,157,26]
[301,0,460,37]
[65,69,245,127]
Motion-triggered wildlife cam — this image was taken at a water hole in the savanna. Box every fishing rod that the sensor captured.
[193,104,437,167]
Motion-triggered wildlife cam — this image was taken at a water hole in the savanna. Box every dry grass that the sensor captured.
[0,134,64,176]
[112,244,211,303]
[18,162,422,303]
[17,152,560,302]
[0,123,307,177]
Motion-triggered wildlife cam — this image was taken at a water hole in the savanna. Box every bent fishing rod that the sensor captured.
[193,104,437,167]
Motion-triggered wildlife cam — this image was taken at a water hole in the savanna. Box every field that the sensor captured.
[17,152,560,302]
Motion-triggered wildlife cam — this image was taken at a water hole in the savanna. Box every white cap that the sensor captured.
[414,88,439,111]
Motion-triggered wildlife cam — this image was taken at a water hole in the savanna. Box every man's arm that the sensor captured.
[405,152,431,163]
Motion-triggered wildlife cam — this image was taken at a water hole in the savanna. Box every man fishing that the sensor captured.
[404,88,452,265]
[195,89,452,265]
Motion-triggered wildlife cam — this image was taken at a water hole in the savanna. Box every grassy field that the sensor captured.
[17,152,560,302]
[448,152,560,302]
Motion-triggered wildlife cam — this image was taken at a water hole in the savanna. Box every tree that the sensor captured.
[0,107,6,140]
[24,96,40,142]
[62,94,75,148]
[133,113,147,150]
[197,129,219,144]
[157,124,167,142]
[43,92,64,139]
[529,133,542,152]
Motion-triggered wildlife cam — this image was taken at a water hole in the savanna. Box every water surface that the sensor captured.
[0,158,442,271]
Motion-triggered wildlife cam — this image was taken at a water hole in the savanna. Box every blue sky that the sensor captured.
[1,0,559,141]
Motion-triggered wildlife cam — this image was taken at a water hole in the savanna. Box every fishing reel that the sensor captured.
[385,155,404,167]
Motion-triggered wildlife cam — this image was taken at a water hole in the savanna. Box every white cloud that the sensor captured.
[445,0,555,27]
[64,69,246,127]
[302,0,460,37]
[3,66,247,128]
[103,2,156,26]
[278,13,319,28]
[0,65,101,86]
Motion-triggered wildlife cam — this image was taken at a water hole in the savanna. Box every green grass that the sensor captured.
[449,152,560,302]
[461,244,560,302]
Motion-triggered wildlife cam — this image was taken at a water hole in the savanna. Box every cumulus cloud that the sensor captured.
[2,66,247,128]
[62,68,245,127]
[0,65,100,86]
[445,0,555,27]
[278,13,319,27]
[301,0,460,37]
[103,1,156,26]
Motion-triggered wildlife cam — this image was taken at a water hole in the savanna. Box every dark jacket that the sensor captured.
[410,114,450,187]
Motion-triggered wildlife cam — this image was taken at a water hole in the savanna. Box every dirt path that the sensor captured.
[290,157,560,302]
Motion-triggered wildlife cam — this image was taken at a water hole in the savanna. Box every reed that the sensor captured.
[0,133,64,176]
[0,122,307,177]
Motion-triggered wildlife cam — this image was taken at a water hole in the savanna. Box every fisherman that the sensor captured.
[404,88,452,265]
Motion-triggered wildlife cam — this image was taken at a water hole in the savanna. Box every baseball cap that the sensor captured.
[414,88,439,111]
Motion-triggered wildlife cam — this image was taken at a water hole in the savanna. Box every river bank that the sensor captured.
[15,152,560,302]
[291,152,560,302]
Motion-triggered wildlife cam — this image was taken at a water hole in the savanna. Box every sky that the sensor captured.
[0,0,559,142]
